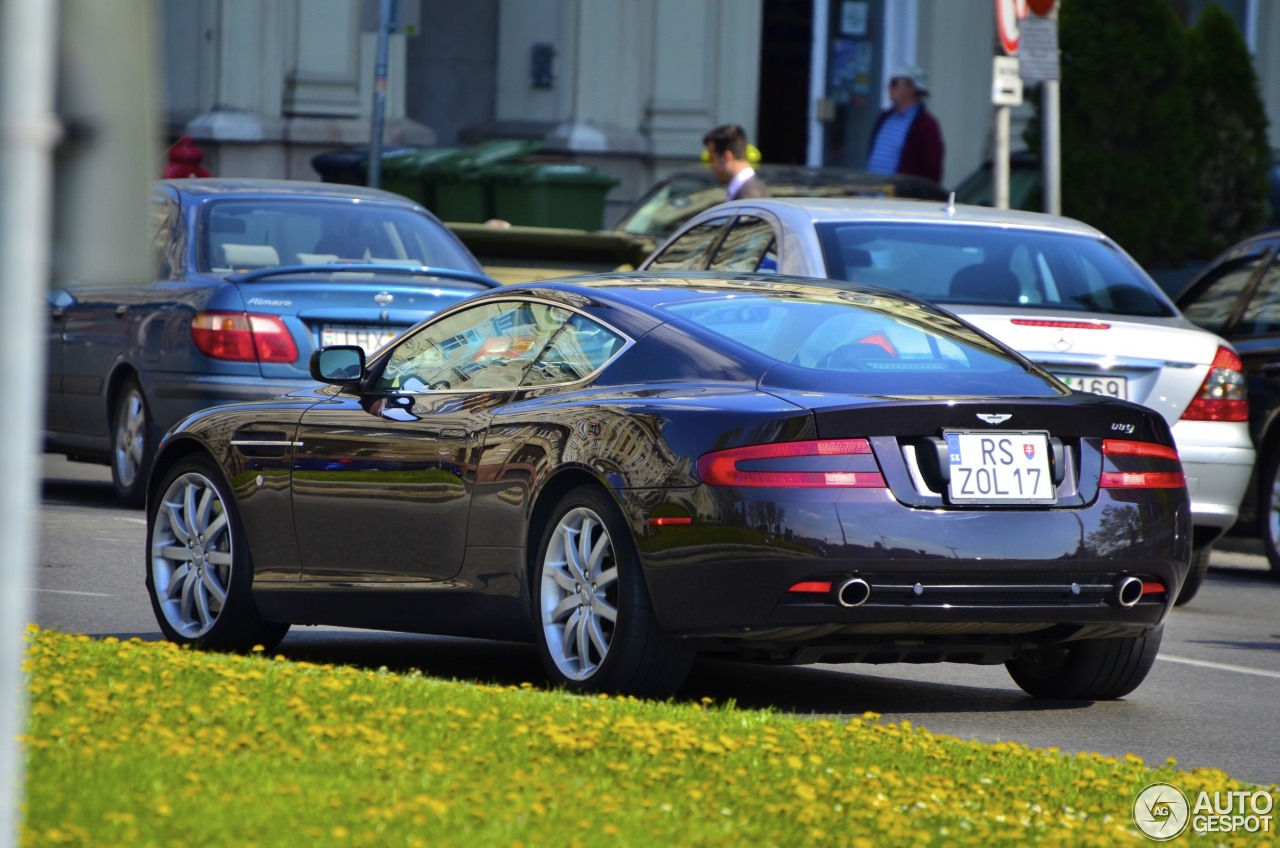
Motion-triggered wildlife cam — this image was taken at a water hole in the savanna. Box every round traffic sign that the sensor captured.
[1027,0,1056,15]
[996,0,1027,55]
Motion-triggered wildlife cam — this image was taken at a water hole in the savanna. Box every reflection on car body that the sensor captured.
[146,272,1188,703]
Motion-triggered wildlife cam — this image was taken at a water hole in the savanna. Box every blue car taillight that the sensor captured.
[191,311,298,363]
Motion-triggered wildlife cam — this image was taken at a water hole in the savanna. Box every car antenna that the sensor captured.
[945,192,956,218]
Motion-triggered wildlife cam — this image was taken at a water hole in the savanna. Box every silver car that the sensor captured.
[640,197,1253,605]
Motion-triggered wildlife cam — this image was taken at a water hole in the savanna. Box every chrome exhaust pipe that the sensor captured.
[1113,576,1144,608]
[836,577,872,608]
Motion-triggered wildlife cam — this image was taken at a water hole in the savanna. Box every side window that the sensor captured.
[524,313,627,386]
[376,301,571,392]
[645,218,730,270]
[1237,255,1280,335]
[1179,248,1270,334]
[709,217,776,272]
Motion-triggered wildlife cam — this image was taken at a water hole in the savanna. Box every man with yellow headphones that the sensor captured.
[702,124,769,200]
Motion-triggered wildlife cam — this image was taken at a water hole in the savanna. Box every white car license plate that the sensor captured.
[945,430,1056,504]
[1053,372,1128,400]
[320,324,401,355]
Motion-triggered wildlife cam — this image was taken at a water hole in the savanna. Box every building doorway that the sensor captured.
[756,0,813,165]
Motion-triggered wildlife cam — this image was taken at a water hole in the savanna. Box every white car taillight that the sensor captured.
[1180,345,1248,422]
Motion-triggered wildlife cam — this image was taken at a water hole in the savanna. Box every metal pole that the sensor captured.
[994,105,1011,210]
[0,0,60,843]
[1043,79,1061,215]
[367,0,397,188]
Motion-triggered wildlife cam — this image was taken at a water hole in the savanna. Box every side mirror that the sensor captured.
[310,346,366,385]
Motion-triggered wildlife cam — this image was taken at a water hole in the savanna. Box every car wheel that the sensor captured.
[145,454,289,652]
[1173,546,1211,606]
[532,485,694,698]
[1262,448,1280,577]
[111,378,155,508]
[1005,626,1163,700]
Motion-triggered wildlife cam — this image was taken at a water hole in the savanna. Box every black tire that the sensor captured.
[531,485,694,698]
[110,378,156,508]
[1261,447,1280,577]
[1005,625,1163,700]
[145,454,289,652]
[1174,546,1211,606]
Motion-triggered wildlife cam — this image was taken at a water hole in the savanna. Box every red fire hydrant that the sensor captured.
[163,135,212,178]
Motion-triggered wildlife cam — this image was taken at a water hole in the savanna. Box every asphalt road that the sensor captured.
[32,453,1280,788]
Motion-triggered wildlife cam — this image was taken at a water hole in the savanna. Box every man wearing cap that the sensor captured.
[866,64,945,184]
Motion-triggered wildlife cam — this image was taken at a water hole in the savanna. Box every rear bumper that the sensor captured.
[1172,420,1255,537]
[629,489,1189,651]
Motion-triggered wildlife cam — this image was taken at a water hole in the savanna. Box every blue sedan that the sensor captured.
[45,178,499,505]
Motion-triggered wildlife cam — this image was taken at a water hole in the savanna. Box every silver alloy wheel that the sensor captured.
[150,471,233,638]
[113,386,147,490]
[539,506,620,681]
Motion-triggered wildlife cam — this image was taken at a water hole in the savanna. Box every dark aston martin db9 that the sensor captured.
[145,272,1190,701]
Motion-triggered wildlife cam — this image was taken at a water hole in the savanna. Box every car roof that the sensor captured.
[713,196,1107,238]
[158,177,421,206]
[499,270,936,310]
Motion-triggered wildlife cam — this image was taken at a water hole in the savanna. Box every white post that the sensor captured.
[1042,78,1061,215]
[994,105,1011,210]
[0,0,61,843]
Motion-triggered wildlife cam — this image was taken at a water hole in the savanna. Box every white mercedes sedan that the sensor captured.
[640,197,1253,605]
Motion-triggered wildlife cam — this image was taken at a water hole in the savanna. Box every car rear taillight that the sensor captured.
[1180,346,1248,422]
[697,439,886,488]
[191,312,298,363]
[1099,439,1185,489]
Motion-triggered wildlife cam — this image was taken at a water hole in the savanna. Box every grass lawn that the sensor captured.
[18,626,1272,847]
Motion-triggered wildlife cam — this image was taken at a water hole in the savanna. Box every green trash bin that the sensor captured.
[378,147,459,209]
[425,139,547,222]
[489,163,621,230]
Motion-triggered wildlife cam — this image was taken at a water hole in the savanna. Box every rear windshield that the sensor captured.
[656,289,1062,397]
[815,223,1174,318]
[199,199,479,274]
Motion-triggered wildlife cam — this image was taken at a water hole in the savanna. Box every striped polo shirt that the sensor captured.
[866,104,920,175]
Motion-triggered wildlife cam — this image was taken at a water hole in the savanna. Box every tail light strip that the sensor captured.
[1100,439,1185,489]
[697,439,886,488]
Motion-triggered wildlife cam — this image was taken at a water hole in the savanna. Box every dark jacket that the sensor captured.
[870,105,945,184]
[729,173,769,200]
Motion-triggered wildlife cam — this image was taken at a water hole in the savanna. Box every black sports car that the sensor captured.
[145,272,1190,701]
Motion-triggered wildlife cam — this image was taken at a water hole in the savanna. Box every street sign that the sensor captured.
[996,0,1027,55]
[1018,15,1060,82]
[992,55,1023,106]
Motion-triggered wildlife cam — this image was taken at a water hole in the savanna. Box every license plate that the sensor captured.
[945,430,1056,504]
[1053,372,1128,399]
[320,324,402,355]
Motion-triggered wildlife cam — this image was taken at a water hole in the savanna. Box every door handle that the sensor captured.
[115,305,129,317]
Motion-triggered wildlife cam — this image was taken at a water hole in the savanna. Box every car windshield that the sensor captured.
[815,223,1174,318]
[199,199,478,274]
[655,288,1061,397]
